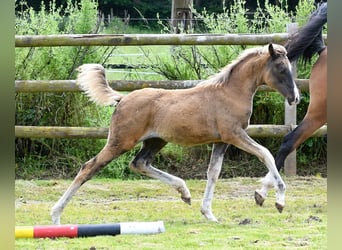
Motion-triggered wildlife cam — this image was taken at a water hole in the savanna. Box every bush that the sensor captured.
[15,0,116,179]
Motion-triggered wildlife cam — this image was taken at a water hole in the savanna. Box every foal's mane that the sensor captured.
[199,45,276,87]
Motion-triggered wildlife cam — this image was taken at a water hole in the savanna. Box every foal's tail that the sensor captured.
[76,64,123,106]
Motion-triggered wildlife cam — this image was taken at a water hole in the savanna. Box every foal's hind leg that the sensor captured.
[228,130,286,212]
[51,143,128,225]
[129,138,192,205]
[201,143,229,222]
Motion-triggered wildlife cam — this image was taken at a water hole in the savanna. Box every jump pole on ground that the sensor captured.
[15,221,165,238]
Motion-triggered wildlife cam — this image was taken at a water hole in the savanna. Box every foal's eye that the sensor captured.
[277,64,287,73]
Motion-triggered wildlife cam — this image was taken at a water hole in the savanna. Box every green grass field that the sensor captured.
[15,177,326,249]
[105,45,169,81]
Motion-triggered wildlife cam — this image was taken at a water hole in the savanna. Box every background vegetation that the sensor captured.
[15,0,327,180]
[16,0,325,26]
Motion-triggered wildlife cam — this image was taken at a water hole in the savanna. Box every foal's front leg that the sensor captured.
[201,143,229,222]
[254,171,275,207]
[231,130,286,212]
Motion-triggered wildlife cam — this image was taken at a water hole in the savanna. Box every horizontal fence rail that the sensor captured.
[15,79,309,93]
[15,33,327,47]
[15,32,328,176]
[15,125,327,139]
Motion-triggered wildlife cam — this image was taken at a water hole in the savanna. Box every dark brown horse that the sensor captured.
[257,3,327,205]
[51,43,300,224]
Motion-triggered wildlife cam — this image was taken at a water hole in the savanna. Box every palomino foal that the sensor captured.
[51,44,299,224]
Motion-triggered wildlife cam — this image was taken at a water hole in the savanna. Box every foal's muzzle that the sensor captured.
[287,87,301,105]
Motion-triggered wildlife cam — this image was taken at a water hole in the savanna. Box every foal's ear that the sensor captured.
[268,43,277,59]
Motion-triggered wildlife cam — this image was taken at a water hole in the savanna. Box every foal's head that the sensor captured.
[263,44,300,105]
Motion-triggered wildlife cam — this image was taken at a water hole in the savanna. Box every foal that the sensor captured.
[51,44,299,224]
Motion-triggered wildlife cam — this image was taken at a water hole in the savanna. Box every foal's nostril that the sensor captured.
[295,92,301,104]
[290,96,300,105]
[288,94,300,106]
[293,86,300,104]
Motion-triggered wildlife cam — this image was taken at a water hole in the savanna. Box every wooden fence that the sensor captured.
[15,33,327,47]
[15,33,327,175]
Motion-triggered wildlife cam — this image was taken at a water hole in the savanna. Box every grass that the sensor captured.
[105,45,169,81]
[15,177,326,249]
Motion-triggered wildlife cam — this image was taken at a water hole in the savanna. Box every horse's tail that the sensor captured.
[285,2,327,64]
[76,64,123,106]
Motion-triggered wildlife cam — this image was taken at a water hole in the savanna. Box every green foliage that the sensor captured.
[103,17,146,34]
[254,0,292,32]
[15,0,116,179]
[193,0,249,34]
[295,0,316,26]
[153,0,254,80]
[97,146,142,180]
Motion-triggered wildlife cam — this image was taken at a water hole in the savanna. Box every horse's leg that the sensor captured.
[229,130,286,212]
[275,116,326,171]
[276,50,327,171]
[51,142,130,225]
[262,49,327,200]
[261,118,325,204]
[261,117,326,205]
[200,143,229,222]
[129,138,192,205]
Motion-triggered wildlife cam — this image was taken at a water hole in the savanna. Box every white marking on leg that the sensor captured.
[256,146,286,207]
[152,169,191,203]
[201,170,221,222]
[51,184,81,225]
[255,171,274,199]
[201,144,227,222]
[130,161,191,203]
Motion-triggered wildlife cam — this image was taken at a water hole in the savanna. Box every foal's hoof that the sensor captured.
[275,203,284,213]
[254,191,265,206]
[181,196,191,205]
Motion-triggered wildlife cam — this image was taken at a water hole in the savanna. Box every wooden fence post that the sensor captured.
[171,0,193,33]
[284,22,298,176]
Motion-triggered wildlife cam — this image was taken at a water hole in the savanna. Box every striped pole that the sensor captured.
[15,221,165,238]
